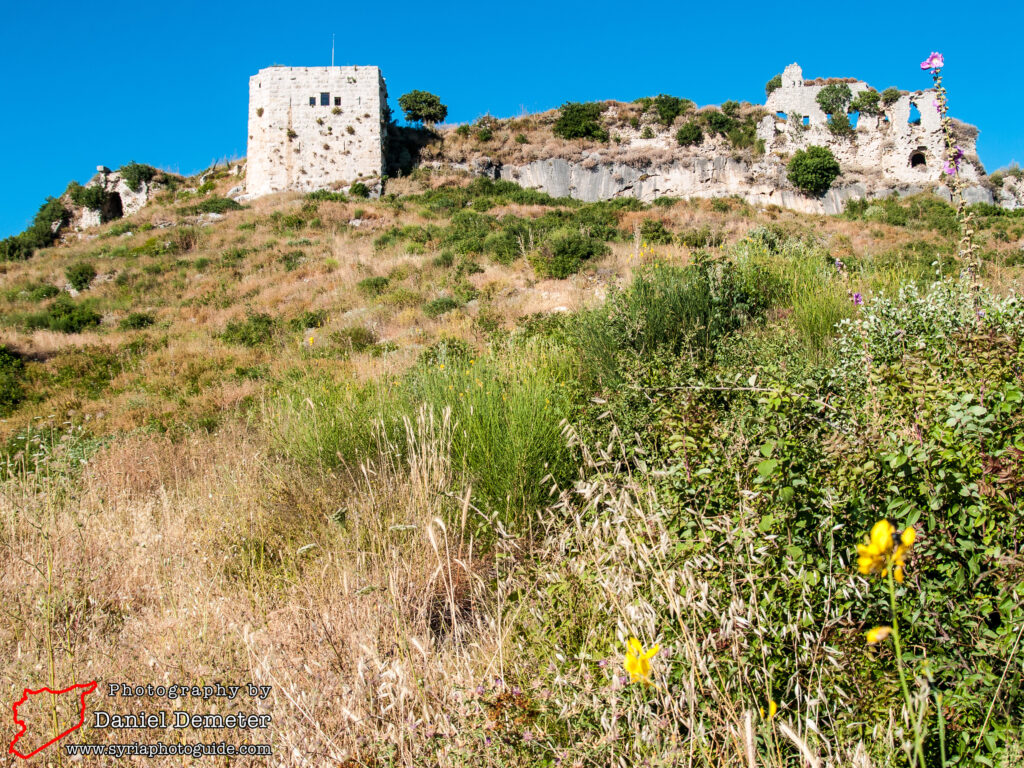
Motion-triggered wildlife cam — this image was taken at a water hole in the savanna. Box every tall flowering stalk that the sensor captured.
[922,53,982,314]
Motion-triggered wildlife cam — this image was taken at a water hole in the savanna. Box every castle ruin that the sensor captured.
[246,66,388,197]
[759,63,983,187]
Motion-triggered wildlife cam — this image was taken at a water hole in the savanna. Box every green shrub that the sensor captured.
[1,198,70,261]
[476,127,493,142]
[221,313,277,347]
[331,326,376,352]
[279,251,304,271]
[455,124,471,138]
[357,276,390,296]
[765,74,782,96]
[721,100,741,118]
[65,261,97,291]
[880,87,902,106]
[289,309,328,330]
[677,226,724,248]
[787,146,841,196]
[816,82,852,116]
[349,182,370,199]
[640,126,655,139]
[0,346,26,416]
[703,111,734,136]
[25,296,102,333]
[179,196,243,215]
[423,296,460,317]
[639,219,674,245]
[119,312,155,330]
[514,133,528,144]
[119,162,158,192]
[7,281,60,302]
[552,102,609,142]
[675,122,703,146]
[649,94,694,126]
[305,190,347,202]
[850,88,881,116]
[66,181,107,211]
[827,113,855,138]
[529,228,609,279]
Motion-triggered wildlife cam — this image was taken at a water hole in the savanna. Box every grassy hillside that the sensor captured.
[1,167,1023,766]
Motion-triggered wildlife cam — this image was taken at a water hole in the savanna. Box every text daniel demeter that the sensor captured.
[92,711,271,729]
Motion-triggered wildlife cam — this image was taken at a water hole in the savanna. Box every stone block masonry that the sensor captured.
[246,66,387,197]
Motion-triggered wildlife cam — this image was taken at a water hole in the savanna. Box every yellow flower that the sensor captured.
[624,637,659,685]
[856,521,916,581]
[866,626,892,644]
[308,336,315,345]
[856,520,895,576]
[760,699,778,719]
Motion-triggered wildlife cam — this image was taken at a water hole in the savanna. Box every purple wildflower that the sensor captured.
[598,658,610,668]
[511,686,522,697]
[977,309,986,318]
[522,730,533,742]
[853,292,864,306]
[921,52,944,71]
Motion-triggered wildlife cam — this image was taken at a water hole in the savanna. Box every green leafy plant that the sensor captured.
[25,296,102,333]
[552,102,609,142]
[816,82,853,116]
[765,73,782,96]
[787,145,841,196]
[675,122,703,147]
[65,261,97,291]
[119,162,158,192]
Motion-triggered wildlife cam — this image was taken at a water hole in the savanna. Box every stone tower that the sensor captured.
[246,66,388,197]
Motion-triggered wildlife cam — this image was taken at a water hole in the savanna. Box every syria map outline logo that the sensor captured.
[8,681,98,759]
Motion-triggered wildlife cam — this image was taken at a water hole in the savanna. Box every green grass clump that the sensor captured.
[221,313,277,347]
[25,296,102,333]
[66,261,97,291]
[119,312,155,330]
[357,276,390,297]
[0,346,26,415]
[272,339,573,524]
[423,296,460,317]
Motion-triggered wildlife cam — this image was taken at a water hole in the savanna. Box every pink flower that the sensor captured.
[921,52,944,71]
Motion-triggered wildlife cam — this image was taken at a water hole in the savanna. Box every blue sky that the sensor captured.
[1,0,1021,238]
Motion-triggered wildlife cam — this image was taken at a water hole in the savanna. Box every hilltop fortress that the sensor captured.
[243,63,1017,212]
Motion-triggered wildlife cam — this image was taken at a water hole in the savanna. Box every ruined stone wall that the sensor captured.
[246,66,387,197]
[761,63,983,186]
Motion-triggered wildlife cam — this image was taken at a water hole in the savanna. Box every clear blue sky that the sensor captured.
[1,0,1021,238]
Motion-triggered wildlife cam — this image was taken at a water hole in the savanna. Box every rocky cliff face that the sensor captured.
[441,153,1006,214]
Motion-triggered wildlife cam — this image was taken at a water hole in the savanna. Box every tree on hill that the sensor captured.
[787,145,841,196]
[398,91,448,126]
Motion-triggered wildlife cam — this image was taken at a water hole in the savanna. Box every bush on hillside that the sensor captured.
[0,198,70,261]
[529,228,609,279]
[552,102,609,142]
[675,122,703,147]
[119,162,158,192]
[0,346,26,416]
[787,145,841,196]
[65,261,97,291]
[25,295,102,333]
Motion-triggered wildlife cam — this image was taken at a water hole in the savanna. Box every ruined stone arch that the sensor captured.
[910,148,928,169]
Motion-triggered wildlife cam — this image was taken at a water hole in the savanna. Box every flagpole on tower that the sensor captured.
[331,34,335,67]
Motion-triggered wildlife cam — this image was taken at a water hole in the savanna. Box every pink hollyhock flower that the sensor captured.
[921,52,944,70]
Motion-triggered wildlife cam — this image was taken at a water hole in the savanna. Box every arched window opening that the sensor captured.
[910,151,927,168]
